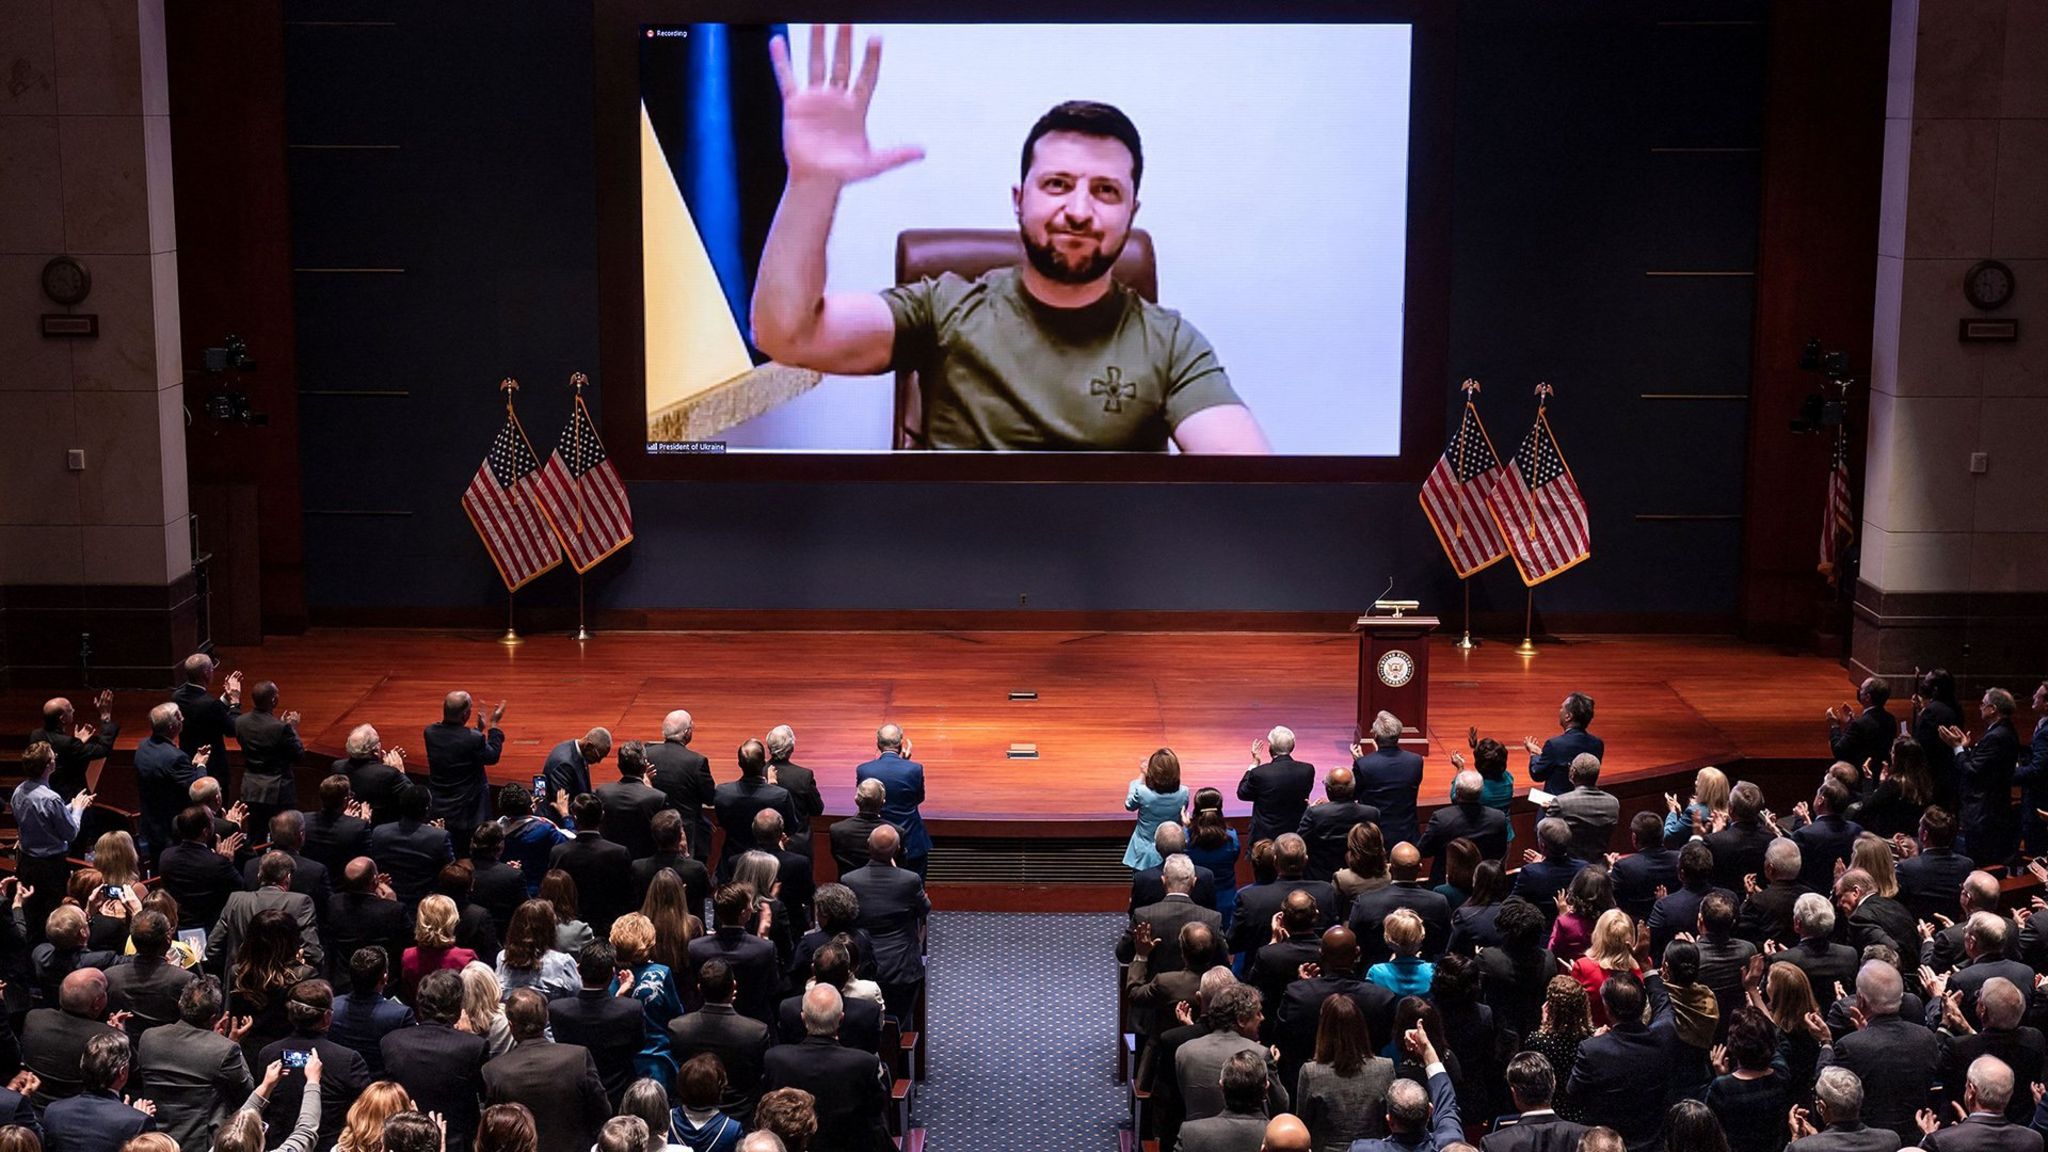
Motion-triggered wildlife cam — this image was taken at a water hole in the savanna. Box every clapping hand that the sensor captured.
[1175,1000,1195,1028]
[1743,873,1762,896]
[95,689,114,722]
[1938,724,1970,750]
[125,1096,156,1117]
[1802,1010,1831,1045]
[1522,737,1542,755]
[4,1071,37,1098]
[194,748,213,770]
[1918,964,1947,998]
[72,721,96,743]
[1297,961,1321,982]
[1941,990,1973,1034]
[1665,791,1681,815]
[490,700,506,724]
[215,831,245,859]
[382,746,406,769]
[1789,1105,1817,1140]
[1466,725,1480,750]
[225,801,248,826]
[1523,848,1541,865]
[224,671,244,701]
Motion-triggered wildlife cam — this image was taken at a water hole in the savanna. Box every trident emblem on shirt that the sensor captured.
[1090,366,1135,413]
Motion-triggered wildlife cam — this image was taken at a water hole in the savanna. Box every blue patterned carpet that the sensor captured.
[920,911,1129,1151]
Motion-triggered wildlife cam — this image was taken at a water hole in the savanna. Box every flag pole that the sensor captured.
[1515,381,1554,656]
[498,377,524,646]
[570,371,593,642]
[1455,579,1479,649]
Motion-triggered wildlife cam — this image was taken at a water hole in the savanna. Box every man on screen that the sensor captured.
[750,24,1271,454]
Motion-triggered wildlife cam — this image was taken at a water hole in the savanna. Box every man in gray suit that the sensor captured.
[1546,754,1619,863]
[135,976,254,1151]
[1821,961,1943,1144]
[1117,855,1224,975]
[1787,1067,1901,1152]
[205,851,323,978]
[1178,1049,1273,1152]
[1177,984,1287,1123]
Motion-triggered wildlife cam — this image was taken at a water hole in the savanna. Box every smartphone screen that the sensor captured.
[531,774,548,797]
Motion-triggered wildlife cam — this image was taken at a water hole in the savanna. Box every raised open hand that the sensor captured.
[770,25,923,186]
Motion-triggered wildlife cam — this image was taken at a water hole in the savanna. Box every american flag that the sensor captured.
[462,408,563,591]
[535,393,634,572]
[1819,434,1854,586]
[1489,408,1591,585]
[1419,400,1510,577]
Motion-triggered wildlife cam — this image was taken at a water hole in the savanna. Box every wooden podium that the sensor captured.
[1352,613,1438,750]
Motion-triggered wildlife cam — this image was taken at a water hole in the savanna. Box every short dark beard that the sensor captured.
[1020,225,1126,286]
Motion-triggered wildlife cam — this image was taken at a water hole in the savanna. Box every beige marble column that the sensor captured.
[1852,0,2048,686]
[0,0,195,682]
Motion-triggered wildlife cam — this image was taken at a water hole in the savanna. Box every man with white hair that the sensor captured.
[1820,960,1942,1143]
[646,708,717,863]
[855,724,931,878]
[830,779,889,879]
[1350,710,1424,848]
[1787,1067,1897,1152]
[736,1133,785,1152]
[1916,1055,2038,1152]
[1119,854,1224,974]
[171,651,241,771]
[1735,837,1808,946]
[334,723,406,824]
[1239,726,1315,848]
[763,724,823,858]
[1130,823,1219,911]
[1346,1025,1462,1152]
[1420,769,1509,880]
[136,702,207,862]
[759,984,892,1152]
[1937,977,2045,1125]
[1932,912,2036,1031]
[1769,892,1860,993]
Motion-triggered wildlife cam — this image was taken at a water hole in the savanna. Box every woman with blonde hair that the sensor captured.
[456,960,513,1057]
[1568,908,1642,1025]
[399,895,474,1001]
[213,1050,323,1152]
[336,1082,414,1152]
[1849,833,1901,898]
[1665,766,1731,841]
[612,913,683,1087]
[1123,748,1189,871]
[640,869,702,975]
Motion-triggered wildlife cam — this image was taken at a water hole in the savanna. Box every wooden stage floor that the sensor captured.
[48,628,1859,823]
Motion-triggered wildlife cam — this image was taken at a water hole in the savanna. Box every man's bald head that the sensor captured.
[1385,1079,1430,1133]
[1154,822,1187,856]
[1325,767,1355,801]
[800,983,844,1037]
[877,724,904,751]
[1979,977,2025,1031]
[344,856,379,891]
[661,709,694,741]
[855,778,886,813]
[1389,841,1422,881]
[1963,870,2001,913]
[443,690,472,722]
[868,823,901,864]
[60,968,108,1017]
[1968,1054,2016,1112]
[1319,925,1359,973]
[1261,1113,1312,1152]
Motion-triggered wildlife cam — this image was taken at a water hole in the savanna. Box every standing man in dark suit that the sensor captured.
[22,970,124,1105]
[302,774,374,880]
[421,690,504,853]
[1517,693,1598,797]
[1787,1067,1902,1152]
[749,809,817,935]
[106,913,194,1039]
[1830,679,1898,772]
[207,851,324,977]
[41,1032,153,1151]
[1735,838,1810,947]
[713,739,797,880]
[630,810,712,915]
[327,858,412,981]
[1419,770,1510,880]
[329,948,415,1078]
[466,823,529,940]
[856,724,932,879]
[369,784,456,909]
[685,885,783,1025]
[254,979,372,1152]
[134,976,254,1150]
[1822,960,1944,1145]
[1511,819,1586,917]
[1646,841,1725,954]
[381,970,490,1152]
[1351,711,1424,849]
[830,780,889,881]
[157,805,246,932]
[1610,812,1681,921]
[550,794,634,935]
[549,942,648,1107]
[1483,1052,1590,1152]
[1229,836,1338,959]
[1898,807,1975,923]
[243,811,333,917]
[1118,855,1226,976]
[542,728,612,812]
[136,703,206,865]
[595,741,667,860]
[2016,682,2048,858]
[646,709,717,864]
[840,824,932,1022]
[31,689,118,800]
[764,725,825,858]
[1790,778,1865,891]
[1130,824,1218,911]
[1941,688,2022,868]
[483,989,610,1152]
[172,652,241,776]
[1564,974,1680,1152]
[667,958,773,1119]
[1296,768,1381,882]
[233,681,303,828]
[1238,726,1315,850]
[759,985,893,1152]
[335,724,407,825]
[1346,843,1453,962]
[1704,781,1776,892]
[1917,1054,2039,1152]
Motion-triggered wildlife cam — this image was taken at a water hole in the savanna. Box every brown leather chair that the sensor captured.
[892,228,1157,450]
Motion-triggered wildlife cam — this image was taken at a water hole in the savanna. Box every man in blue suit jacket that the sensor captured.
[1346,1026,1464,1152]
[1942,689,2022,868]
[542,729,612,811]
[136,703,206,864]
[1351,711,1424,848]
[855,724,931,876]
[43,1032,153,1152]
[1513,819,1587,917]
[2016,682,2048,856]
[1525,692,1602,795]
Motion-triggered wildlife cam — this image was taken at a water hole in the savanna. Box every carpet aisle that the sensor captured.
[917,910,1131,1150]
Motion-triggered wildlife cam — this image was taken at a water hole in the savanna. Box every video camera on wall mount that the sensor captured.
[197,334,268,426]
[1789,336,1853,434]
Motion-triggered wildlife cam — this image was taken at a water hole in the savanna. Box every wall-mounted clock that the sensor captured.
[41,256,91,307]
[1964,259,2014,311]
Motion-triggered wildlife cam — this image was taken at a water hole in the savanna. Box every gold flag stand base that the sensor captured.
[1514,588,1538,655]
[500,592,522,646]
[1453,580,1480,649]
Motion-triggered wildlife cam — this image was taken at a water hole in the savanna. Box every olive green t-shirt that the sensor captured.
[882,266,1241,451]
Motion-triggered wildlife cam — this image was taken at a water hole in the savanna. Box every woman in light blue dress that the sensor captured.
[1124,748,1190,870]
